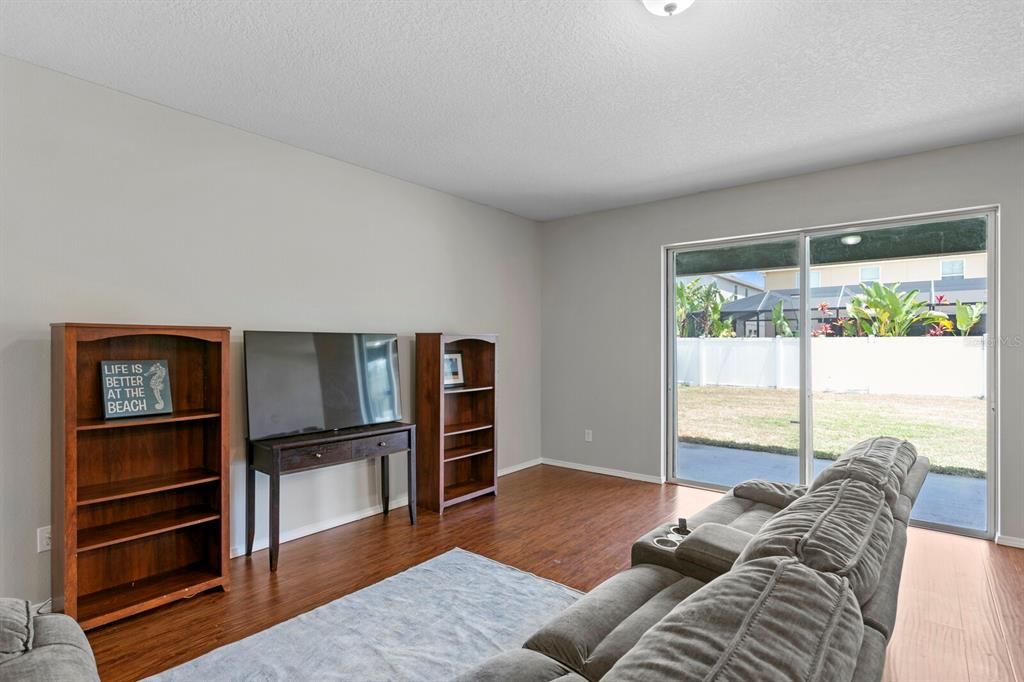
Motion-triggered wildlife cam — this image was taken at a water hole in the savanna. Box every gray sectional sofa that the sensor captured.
[457,437,927,682]
[0,598,99,680]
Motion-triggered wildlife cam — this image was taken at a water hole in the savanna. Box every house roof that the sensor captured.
[721,277,987,315]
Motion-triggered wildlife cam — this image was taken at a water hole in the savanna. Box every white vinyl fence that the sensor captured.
[676,336,986,398]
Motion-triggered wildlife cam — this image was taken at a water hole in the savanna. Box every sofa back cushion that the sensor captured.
[810,437,917,508]
[603,557,863,682]
[732,479,807,509]
[0,599,32,665]
[736,479,894,604]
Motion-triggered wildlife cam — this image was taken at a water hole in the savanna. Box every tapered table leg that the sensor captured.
[381,454,390,514]
[407,446,417,525]
[245,449,255,556]
[269,467,280,572]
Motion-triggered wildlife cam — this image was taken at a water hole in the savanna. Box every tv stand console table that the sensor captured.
[246,422,416,571]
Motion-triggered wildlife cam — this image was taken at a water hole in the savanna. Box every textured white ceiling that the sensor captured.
[2,0,1022,221]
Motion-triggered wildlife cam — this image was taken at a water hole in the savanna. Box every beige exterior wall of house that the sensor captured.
[763,253,987,289]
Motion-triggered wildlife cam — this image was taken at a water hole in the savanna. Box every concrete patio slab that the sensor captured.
[676,441,986,531]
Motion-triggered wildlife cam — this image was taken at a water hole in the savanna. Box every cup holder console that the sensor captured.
[649,521,692,551]
[653,536,679,549]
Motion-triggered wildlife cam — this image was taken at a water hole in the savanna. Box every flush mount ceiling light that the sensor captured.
[841,234,863,246]
[642,0,696,16]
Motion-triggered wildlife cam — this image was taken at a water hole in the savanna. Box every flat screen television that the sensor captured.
[243,331,402,441]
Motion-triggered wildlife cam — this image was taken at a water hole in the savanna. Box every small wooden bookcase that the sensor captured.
[415,333,497,513]
[51,323,230,630]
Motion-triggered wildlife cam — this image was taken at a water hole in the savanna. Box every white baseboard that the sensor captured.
[995,534,1024,549]
[498,457,542,476]
[230,495,408,557]
[539,458,664,484]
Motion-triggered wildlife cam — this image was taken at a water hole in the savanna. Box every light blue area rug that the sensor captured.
[148,548,581,681]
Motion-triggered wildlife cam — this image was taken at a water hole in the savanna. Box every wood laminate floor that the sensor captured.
[85,464,1023,682]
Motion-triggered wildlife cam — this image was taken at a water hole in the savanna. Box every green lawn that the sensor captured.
[677,385,987,478]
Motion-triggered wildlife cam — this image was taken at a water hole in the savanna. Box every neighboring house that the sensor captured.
[763,253,987,289]
[677,272,765,300]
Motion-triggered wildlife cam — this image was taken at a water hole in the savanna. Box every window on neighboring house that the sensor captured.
[941,259,965,280]
[859,266,881,283]
[795,271,822,288]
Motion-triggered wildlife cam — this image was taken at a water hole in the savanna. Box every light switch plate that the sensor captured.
[37,526,51,553]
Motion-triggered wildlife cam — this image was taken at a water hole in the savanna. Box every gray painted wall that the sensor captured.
[2,55,1020,606]
[541,135,1024,543]
[0,57,543,602]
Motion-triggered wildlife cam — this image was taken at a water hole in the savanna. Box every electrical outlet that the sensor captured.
[37,526,51,553]
[584,429,593,442]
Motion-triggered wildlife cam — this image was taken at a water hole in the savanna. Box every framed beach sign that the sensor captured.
[100,359,173,418]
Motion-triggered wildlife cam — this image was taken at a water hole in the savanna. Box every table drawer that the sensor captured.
[351,431,409,459]
[280,440,356,472]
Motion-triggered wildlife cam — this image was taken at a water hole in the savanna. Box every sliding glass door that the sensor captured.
[671,237,802,487]
[668,209,995,536]
[806,217,991,532]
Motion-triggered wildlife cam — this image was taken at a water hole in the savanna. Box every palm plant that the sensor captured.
[699,284,732,337]
[675,280,702,337]
[954,301,984,336]
[771,300,795,337]
[847,281,950,337]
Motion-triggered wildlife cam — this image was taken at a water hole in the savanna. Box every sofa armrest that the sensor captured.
[673,523,753,582]
[0,599,99,681]
[732,479,807,509]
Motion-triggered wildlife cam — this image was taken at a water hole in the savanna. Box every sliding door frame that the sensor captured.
[664,205,999,539]
[664,232,806,492]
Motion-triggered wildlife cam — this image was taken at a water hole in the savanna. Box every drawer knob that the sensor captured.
[315,452,323,458]
[377,441,387,447]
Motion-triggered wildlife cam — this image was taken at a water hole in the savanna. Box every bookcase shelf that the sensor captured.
[444,386,494,395]
[77,506,220,552]
[77,565,223,631]
[416,333,498,513]
[76,409,220,431]
[51,323,230,629]
[444,445,494,462]
[78,468,220,506]
[443,421,493,436]
[444,479,496,505]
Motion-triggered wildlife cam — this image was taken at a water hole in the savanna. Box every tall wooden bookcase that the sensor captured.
[415,333,497,513]
[51,323,230,630]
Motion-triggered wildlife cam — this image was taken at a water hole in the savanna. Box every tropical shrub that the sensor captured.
[675,280,702,337]
[675,281,734,338]
[771,300,795,337]
[847,281,949,337]
[703,287,734,337]
[954,301,984,336]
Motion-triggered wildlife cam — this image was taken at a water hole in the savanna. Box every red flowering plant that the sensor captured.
[836,317,859,337]
[934,294,948,305]
[810,324,834,337]
[927,319,954,336]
